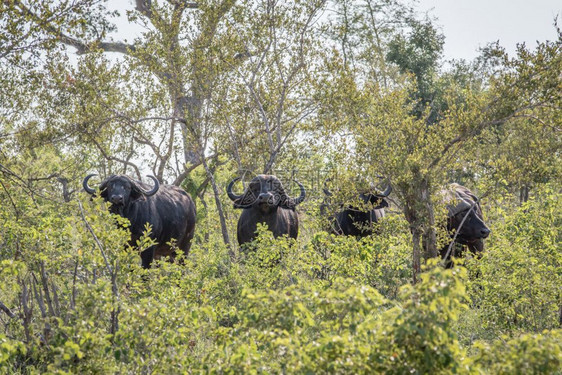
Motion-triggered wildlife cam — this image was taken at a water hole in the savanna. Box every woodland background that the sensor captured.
[0,0,561,373]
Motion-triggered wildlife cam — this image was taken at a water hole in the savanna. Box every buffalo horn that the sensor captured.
[83,174,97,195]
[227,177,244,201]
[137,175,160,196]
[379,183,392,197]
[292,180,306,205]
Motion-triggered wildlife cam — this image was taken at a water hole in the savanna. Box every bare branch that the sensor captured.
[70,260,79,312]
[0,179,20,219]
[442,203,476,263]
[0,301,16,319]
[13,0,135,55]
[31,275,45,316]
[77,200,115,277]
[39,261,56,317]
[135,0,165,29]
[20,278,33,343]
[87,136,142,179]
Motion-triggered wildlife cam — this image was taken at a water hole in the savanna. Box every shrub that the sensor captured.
[467,189,562,335]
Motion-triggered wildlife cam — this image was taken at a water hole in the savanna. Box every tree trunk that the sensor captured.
[519,184,529,205]
[179,96,203,164]
[420,179,438,259]
[404,199,422,284]
[402,173,438,283]
[412,228,422,284]
[200,156,232,256]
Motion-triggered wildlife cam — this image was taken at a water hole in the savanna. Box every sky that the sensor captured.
[416,0,561,61]
[110,0,561,63]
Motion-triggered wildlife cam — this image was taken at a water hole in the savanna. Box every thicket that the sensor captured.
[1,0,561,373]
[0,188,560,373]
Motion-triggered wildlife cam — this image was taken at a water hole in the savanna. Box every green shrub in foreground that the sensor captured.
[466,190,562,336]
[207,261,470,374]
[469,330,562,375]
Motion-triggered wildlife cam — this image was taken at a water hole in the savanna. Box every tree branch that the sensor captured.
[77,201,115,277]
[0,301,16,319]
[13,0,135,55]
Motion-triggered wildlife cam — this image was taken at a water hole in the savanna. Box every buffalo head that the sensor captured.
[322,180,392,237]
[443,184,490,254]
[83,174,160,215]
[324,181,392,209]
[227,174,305,212]
[358,184,392,209]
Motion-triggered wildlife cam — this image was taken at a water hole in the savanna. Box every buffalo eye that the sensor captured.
[456,210,469,219]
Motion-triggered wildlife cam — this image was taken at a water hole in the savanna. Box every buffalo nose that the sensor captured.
[257,193,270,202]
[481,228,490,238]
[111,195,124,205]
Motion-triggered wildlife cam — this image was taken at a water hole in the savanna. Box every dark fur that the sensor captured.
[89,175,196,268]
[229,175,305,246]
[440,184,490,264]
[322,192,389,237]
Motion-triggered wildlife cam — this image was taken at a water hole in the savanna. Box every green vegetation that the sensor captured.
[1,0,561,373]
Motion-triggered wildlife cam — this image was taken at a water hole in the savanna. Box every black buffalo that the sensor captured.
[227,174,306,246]
[322,183,392,237]
[440,183,490,263]
[83,174,196,269]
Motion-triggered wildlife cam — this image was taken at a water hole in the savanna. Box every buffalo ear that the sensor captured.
[233,188,258,208]
[278,193,296,210]
[130,185,145,201]
[274,183,291,209]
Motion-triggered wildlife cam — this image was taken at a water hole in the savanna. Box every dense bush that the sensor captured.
[1,190,562,373]
[464,189,562,338]
[206,262,468,374]
[2,0,560,372]
[470,330,562,374]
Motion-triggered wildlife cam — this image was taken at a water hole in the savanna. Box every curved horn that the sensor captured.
[292,180,306,205]
[227,177,244,202]
[83,174,97,195]
[379,183,392,197]
[137,175,160,196]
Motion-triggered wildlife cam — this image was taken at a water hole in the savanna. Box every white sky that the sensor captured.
[417,0,561,61]
[109,0,561,63]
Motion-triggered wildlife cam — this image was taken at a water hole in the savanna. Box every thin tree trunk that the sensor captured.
[412,228,422,284]
[420,180,438,259]
[200,156,232,256]
[520,184,529,204]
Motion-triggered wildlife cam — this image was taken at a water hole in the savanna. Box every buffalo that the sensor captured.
[227,174,306,245]
[440,183,490,263]
[83,174,196,269]
[322,183,392,237]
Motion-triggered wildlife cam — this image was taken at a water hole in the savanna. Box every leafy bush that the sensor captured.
[301,214,412,299]
[205,260,469,374]
[1,182,561,374]
[466,189,562,335]
[470,330,562,374]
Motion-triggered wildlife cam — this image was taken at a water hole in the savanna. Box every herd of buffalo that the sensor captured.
[82,173,490,269]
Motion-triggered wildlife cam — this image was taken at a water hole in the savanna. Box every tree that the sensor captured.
[386,16,445,122]
[1,0,330,247]
[317,16,561,281]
